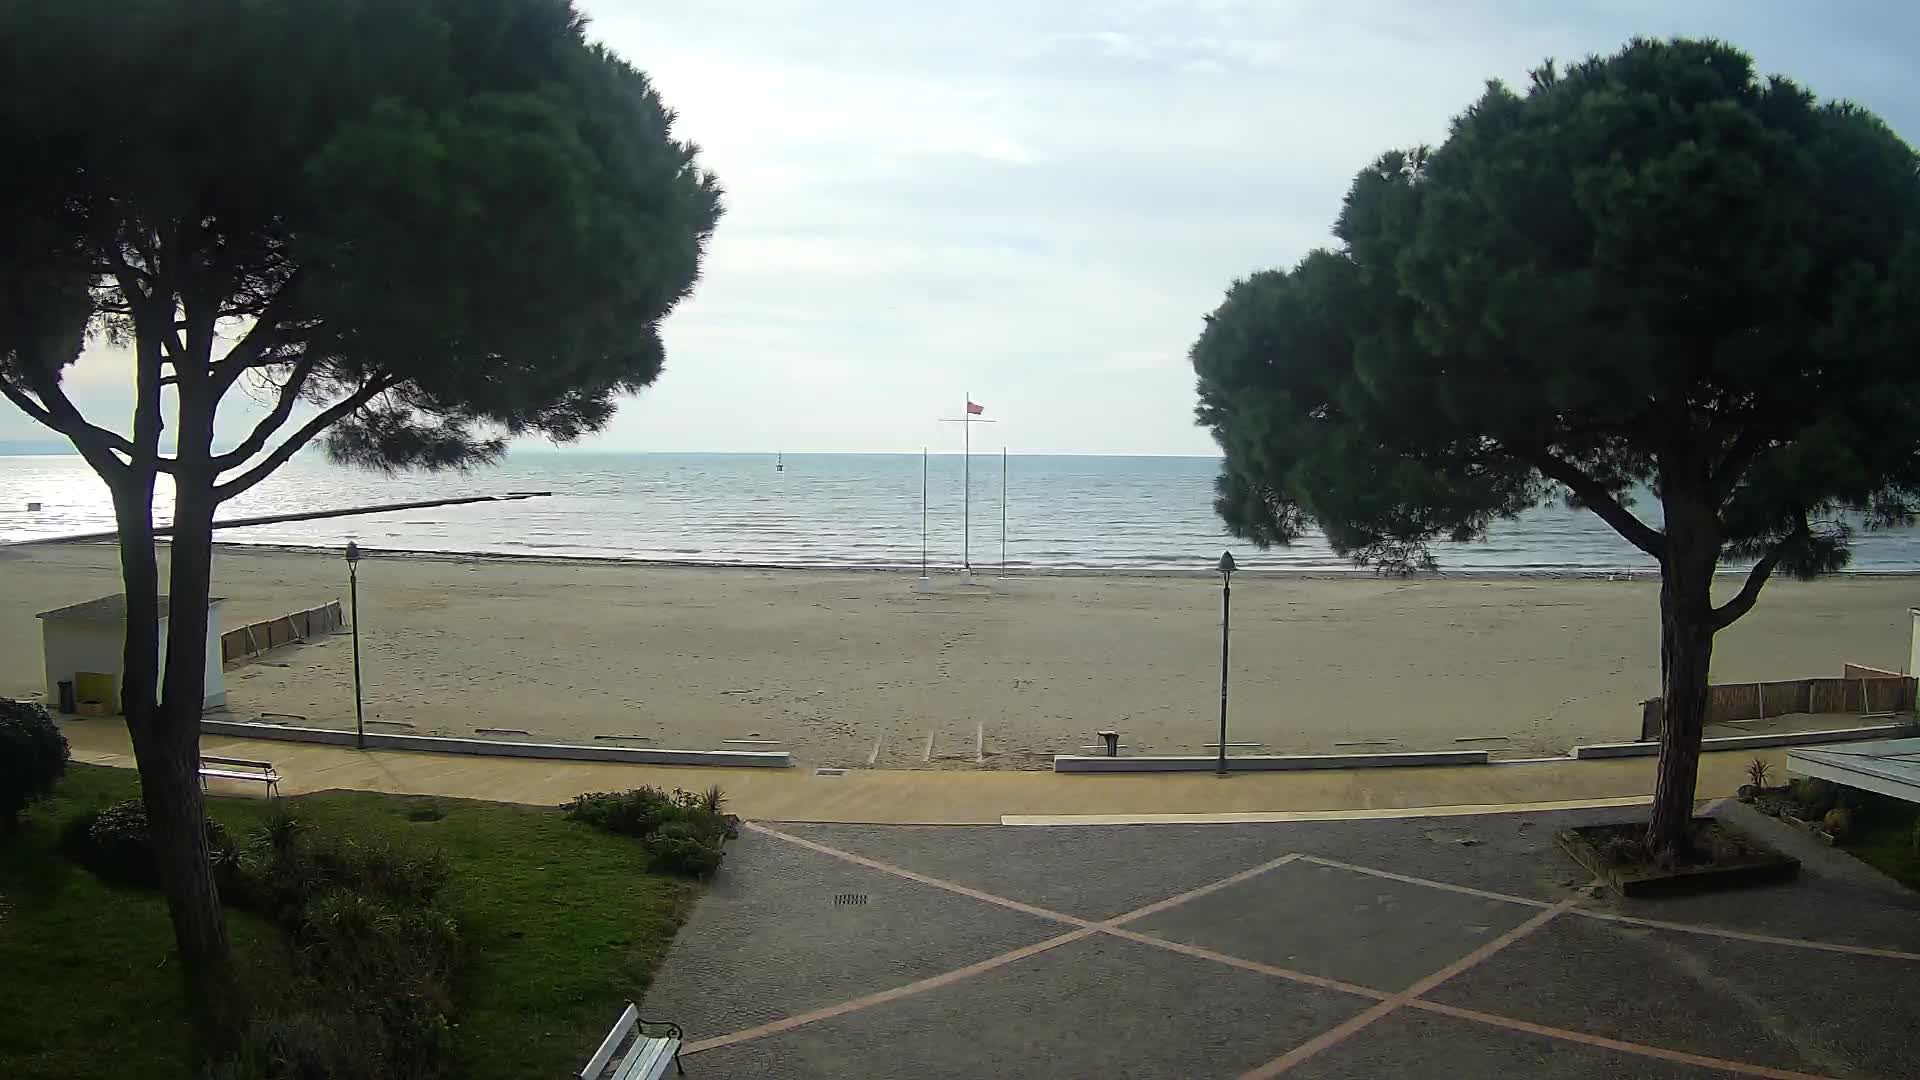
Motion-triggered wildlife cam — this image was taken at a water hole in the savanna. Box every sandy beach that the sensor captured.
[2,541,1913,769]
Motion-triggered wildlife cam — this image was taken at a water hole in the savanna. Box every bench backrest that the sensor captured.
[200,756,276,773]
[578,1002,639,1080]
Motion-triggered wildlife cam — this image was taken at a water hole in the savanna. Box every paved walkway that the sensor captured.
[65,718,1778,823]
[646,803,1920,1078]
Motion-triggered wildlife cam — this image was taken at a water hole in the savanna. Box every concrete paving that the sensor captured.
[645,803,1920,1079]
[59,716,1789,824]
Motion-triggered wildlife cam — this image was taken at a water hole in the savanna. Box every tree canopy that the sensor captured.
[1195,38,1920,592]
[1191,37,1920,855]
[0,0,721,1051]
[0,0,722,481]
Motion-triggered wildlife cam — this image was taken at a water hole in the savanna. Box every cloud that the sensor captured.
[9,0,1920,458]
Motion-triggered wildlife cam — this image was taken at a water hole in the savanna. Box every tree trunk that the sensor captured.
[150,376,237,1057]
[1646,508,1719,859]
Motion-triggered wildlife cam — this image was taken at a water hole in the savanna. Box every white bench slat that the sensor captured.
[201,756,276,769]
[578,1003,639,1080]
[200,769,278,782]
[613,1037,678,1080]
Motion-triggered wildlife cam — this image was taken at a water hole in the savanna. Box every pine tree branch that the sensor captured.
[213,374,400,503]
[210,354,318,470]
[1710,519,1805,631]
[1525,450,1666,559]
[210,272,301,394]
[1710,429,1770,502]
[1,368,151,471]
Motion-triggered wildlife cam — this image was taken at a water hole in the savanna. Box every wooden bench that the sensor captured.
[578,1003,683,1080]
[198,756,281,799]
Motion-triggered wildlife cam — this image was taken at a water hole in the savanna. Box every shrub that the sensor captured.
[1745,758,1771,790]
[72,797,234,888]
[1822,807,1855,840]
[566,786,732,875]
[232,828,449,928]
[563,787,677,836]
[207,1003,455,1080]
[211,821,462,1080]
[645,819,725,876]
[1786,777,1837,817]
[0,699,69,829]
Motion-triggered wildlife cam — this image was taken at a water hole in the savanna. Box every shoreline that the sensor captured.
[4,542,1914,772]
[15,536,1920,582]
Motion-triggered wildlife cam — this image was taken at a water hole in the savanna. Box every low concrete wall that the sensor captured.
[200,719,792,768]
[1053,749,1490,773]
[1575,723,1912,760]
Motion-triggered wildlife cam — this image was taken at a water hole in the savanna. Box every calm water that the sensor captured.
[4,451,1919,573]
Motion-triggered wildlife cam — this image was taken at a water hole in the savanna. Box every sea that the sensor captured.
[4,450,1920,574]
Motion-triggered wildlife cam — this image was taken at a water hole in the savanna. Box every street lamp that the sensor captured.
[1216,550,1236,777]
[345,541,365,750]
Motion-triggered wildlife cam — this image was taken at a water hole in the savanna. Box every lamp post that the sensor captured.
[346,541,365,750]
[1216,550,1235,777]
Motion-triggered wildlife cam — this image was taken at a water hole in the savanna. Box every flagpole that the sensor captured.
[1000,445,1007,577]
[963,391,971,576]
[915,446,932,592]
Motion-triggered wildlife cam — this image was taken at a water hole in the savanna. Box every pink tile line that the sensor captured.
[742,822,1095,928]
[1298,854,1920,963]
[1240,899,1577,1078]
[684,829,1326,1056]
[1408,1001,1834,1080]
[681,927,1096,1055]
[709,825,1885,1076]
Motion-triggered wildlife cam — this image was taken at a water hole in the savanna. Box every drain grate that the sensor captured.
[833,893,868,906]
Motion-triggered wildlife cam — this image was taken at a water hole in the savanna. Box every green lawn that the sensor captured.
[1838,790,1920,892]
[0,765,698,1080]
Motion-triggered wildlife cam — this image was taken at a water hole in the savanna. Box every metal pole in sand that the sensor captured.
[915,447,933,593]
[1000,445,1007,578]
[345,541,365,750]
[1217,550,1236,777]
[963,392,971,583]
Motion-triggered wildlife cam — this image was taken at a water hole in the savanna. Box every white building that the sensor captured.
[36,593,226,712]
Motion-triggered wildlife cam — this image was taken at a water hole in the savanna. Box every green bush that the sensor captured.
[207,1002,455,1080]
[644,819,725,876]
[210,820,462,1080]
[562,787,677,836]
[564,786,732,875]
[70,797,234,888]
[0,699,69,829]
[231,824,449,929]
[1787,777,1838,817]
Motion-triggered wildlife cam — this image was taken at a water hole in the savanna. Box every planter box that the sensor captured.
[1556,817,1799,898]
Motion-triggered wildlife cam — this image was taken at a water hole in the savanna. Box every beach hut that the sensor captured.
[35,593,227,713]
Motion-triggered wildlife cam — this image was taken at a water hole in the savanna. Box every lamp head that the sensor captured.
[345,541,361,564]
[1217,550,1236,577]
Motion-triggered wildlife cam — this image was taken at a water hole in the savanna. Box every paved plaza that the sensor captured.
[646,803,1920,1078]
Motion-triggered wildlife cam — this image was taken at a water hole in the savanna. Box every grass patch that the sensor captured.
[1836,789,1920,891]
[0,765,698,1079]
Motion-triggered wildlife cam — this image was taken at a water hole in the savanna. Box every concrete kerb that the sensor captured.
[1053,750,1490,773]
[199,719,792,767]
[1574,722,1911,760]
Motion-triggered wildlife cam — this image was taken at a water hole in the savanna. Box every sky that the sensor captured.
[10,0,1920,457]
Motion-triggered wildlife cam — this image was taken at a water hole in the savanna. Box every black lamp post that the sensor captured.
[1217,550,1235,777]
[346,541,365,750]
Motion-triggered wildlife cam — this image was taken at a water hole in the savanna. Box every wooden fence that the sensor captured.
[221,600,345,665]
[1640,671,1917,740]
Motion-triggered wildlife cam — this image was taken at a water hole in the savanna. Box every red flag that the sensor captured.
[966,400,985,415]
